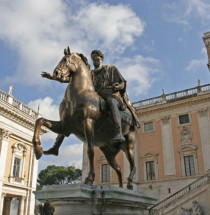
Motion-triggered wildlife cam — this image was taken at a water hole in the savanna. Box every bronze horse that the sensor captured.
[32,47,136,189]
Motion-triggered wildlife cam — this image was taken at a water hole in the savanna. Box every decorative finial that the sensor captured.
[8,85,13,96]
[198,78,201,86]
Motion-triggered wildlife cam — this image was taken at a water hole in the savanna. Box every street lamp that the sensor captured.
[203,32,210,71]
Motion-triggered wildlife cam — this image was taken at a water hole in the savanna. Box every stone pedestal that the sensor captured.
[34,184,156,215]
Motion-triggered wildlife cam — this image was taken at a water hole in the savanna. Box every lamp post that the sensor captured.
[203,32,210,71]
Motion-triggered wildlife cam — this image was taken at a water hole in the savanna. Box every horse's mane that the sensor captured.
[77,53,91,70]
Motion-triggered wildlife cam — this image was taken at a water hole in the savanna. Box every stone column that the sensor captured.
[198,109,210,171]
[203,32,210,71]
[18,196,25,215]
[4,197,12,215]
[161,116,176,177]
[0,193,6,215]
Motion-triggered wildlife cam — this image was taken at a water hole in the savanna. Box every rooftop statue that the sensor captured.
[32,47,140,189]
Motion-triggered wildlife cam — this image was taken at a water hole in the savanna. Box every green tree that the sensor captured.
[38,165,82,187]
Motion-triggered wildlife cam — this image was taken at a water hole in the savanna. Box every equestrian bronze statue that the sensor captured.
[32,47,140,189]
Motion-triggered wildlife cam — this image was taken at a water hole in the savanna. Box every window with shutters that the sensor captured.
[179,114,190,125]
[178,144,198,177]
[10,143,27,184]
[144,122,154,132]
[101,164,110,183]
[146,161,155,181]
[184,155,195,176]
[13,157,21,177]
[143,153,159,181]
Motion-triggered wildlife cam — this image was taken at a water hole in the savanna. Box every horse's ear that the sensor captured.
[64,48,67,56]
[67,46,71,55]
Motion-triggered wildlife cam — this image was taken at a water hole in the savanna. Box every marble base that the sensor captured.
[34,184,156,215]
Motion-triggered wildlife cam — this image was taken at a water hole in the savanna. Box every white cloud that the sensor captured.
[116,55,161,96]
[74,3,144,53]
[28,96,59,120]
[186,58,206,71]
[0,0,144,86]
[28,97,59,140]
[186,48,207,72]
[38,143,83,171]
[164,0,210,26]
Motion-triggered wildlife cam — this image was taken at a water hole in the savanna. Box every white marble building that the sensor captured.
[0,87,47,215]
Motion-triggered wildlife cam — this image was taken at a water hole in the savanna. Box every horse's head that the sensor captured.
[53,47,90,82]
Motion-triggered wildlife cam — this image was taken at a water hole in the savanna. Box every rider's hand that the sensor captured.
[41,72,53,79]
[112,82,124,90]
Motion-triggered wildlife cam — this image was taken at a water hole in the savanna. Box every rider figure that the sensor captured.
[44,50,140,155]
[91,50,132,143]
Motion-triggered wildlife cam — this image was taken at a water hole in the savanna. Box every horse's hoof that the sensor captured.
[44,147,59,156]
[84,177,93,186]
[127,184,133,190]
[34,145,43,160]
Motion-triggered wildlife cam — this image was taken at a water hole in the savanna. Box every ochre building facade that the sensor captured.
[83,82,210,202]
[0,88,46,215]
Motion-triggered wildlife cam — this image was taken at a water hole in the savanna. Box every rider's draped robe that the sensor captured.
[92,65,140,128]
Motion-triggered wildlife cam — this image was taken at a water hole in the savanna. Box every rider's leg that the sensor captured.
[106,97,125,143]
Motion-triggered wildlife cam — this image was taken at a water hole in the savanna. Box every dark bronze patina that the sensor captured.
[32,47,139,189]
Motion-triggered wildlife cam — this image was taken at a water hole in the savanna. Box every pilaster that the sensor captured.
[197,108,210,171]
[0,129,11,182]
[82,142,89,182]
[134,129,140,185]
[161,116,176,177]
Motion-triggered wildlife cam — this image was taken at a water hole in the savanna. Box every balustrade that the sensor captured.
[150,171,210,213]
[0,89,38,118]
[133,84,210,109]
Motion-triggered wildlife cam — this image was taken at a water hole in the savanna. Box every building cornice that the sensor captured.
[136,93,210,116]
[0,99,48,133]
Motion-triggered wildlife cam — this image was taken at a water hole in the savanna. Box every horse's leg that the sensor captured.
[84,118,95,186]
[32,117,66,160]
[123,131,136,190]
[100,147,123,188]
[44,134,65,156]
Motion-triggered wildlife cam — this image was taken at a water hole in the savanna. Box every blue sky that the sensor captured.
[0,0,210,171]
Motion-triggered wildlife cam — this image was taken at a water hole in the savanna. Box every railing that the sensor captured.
[133,84,210,109]
[149,170,210,214]
[0,90,8,102]
[0,89,38,119]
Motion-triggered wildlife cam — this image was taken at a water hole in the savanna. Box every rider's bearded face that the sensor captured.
[92,55,102,69]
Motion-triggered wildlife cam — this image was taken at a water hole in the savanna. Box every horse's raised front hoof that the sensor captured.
[34,145,43,160]
[44,147,59,156]
[127,183,133,190]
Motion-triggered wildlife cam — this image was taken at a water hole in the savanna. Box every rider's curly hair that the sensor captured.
[91,50,104,61]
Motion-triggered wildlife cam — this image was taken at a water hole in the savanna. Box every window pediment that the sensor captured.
[178,143,198,153]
